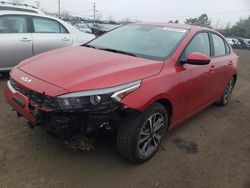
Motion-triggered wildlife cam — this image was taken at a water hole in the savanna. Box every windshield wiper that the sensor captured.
[97,48,138,57]
[83,44,97,49]
[83,45,139,57]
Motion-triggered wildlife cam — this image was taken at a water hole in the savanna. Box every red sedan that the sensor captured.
[4,23,238,163]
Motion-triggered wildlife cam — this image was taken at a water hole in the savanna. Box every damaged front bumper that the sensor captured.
[5,80,37,123]
[4,79,126,138]
[5,66,142,139]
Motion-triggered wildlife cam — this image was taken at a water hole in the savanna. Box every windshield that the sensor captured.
[87,25,188,60]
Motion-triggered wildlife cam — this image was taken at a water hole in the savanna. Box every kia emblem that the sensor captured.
[21,76,32,83]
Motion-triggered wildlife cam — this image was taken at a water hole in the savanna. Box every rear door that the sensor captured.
[0,15,32,69]
[31,16,73,55]
[210,33,233,98]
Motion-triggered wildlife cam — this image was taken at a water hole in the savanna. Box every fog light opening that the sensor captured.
[90,95,102,105]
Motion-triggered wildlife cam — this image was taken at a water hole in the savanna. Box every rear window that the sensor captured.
[212,34,226,56]
[33,17,68,33]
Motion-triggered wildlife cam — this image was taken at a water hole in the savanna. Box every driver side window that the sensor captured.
[181,32,210,61]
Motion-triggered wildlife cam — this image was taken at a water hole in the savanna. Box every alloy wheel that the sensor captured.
[223,78,235,104]
[138,113,165,156]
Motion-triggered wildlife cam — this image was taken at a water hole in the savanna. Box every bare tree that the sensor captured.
[122,18,132,24]
[107,15,114,22]
[9,0,24,5]
[134,19,142,23]
[185,14,212,28]
[35,0,41,8]
[96,12,103,21]
[61,9,70,17]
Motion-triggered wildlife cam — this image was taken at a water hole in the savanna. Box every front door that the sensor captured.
[175,32,216,122]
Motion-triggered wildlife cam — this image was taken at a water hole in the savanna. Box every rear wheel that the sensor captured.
[217,77,235,106]
[117,103,168,163]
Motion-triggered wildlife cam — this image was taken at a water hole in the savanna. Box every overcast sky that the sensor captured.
[17,0,250,28]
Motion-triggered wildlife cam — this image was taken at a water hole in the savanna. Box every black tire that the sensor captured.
[46,129,58,138]
[217,76,235,106]
[0,72,10,79]
[117,103,168,163]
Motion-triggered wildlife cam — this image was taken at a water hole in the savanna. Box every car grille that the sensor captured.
[10,79,28,95]
[10,79,59,111]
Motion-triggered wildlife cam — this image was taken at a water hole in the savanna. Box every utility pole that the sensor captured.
[58,0,61,18]
[93,2,96,20]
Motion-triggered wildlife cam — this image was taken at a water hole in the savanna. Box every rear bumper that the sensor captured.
[4,80,36,123]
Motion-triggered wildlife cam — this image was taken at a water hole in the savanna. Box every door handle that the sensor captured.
[20,38,31,42]
[210,65,216,71]
[228,61,233,66]
[62,37,70,41]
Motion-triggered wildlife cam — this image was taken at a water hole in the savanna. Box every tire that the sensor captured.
[117,103,168,163]
[0,72,10,79]
[217,76,235,106]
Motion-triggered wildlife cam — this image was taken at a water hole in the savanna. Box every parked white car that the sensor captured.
[226,37,241,46]
[245,39,250,45]
[0,11,95,71]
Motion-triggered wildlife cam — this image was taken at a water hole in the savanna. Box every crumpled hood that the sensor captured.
[18,46,164,93]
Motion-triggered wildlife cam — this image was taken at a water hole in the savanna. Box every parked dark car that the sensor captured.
[89,23,120,36]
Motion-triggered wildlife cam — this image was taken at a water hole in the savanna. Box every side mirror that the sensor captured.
[186,52,211,65]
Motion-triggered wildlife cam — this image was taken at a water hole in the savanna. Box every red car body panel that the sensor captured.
[4,23,239,131]
[4,69,67,123]
[5,84,36,123]
[120,25,238,130]
[18,46,163,92]
[11,68,67,96]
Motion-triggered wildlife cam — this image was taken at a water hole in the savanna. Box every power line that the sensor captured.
[46,1,250,21]
[60,3,92,17]
[101,9,250,20]
[60,1,92,13]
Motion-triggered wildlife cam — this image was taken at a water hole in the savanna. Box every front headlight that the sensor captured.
[56,80,141,111]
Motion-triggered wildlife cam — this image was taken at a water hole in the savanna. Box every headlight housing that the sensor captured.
[56,80,141,112]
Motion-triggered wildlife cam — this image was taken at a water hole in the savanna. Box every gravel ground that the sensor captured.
[0,49,249,188]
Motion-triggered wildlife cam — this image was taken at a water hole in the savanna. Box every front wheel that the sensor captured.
[117,103,168,163]
[217,77,235,106]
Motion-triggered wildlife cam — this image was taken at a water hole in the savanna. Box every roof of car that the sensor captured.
[0,3,45,15]
[134,22,213,31]
[0,11,59,20]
